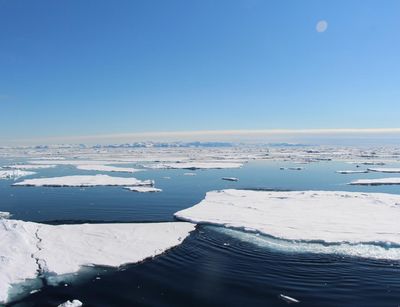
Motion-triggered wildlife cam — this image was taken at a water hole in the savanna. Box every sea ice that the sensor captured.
[367,168,400,173]
[124,186,162,193]
[0,218,195,304]
[76,164,142,173]
[175,189,400,245]
[3,164,56,170]
[13,174,153,187]
[349,178,400,185]
[0,170,36,180]
[336,170,368,174]
[145,162,243,170]
[57,299,83,307]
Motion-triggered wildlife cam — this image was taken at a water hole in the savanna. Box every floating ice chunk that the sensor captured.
[222,177,238,181]
[336,170,368,174]
[279,294,300,304]
[280,167,303,171]
[145,162,243,170]
[183,173,196,176]
[175,189,400,245]
[12,174,153,187]
[367,168,400,173]
[0,170,36,180]
[349,177,400,185]
[76,165,142,173]
[0,211,11,219]
[0,219,194,304]
[3,164,56,170]
[124,186,162,193]
[57,299,83,307]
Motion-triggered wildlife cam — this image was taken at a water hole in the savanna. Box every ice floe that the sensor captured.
[145,162,243,170]
[0,218,195,303]
[336,170,369,174]
[175,189,400,245]
[0,170,36,180]
[124,186,162,193]
[3,164,56,170]
[13,174,153,187]
[222,177,238,181]
[76,164,142,173]
[349,177,400,185]
[58,299,83,307]
[367,167,400,173]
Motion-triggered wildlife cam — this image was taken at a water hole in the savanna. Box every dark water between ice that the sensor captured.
[1,160,400,306]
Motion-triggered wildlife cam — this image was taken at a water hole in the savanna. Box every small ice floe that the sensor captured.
[57,299,83,307]
[0,212,11,219]
[280,167,303,171]
[279,294,300,304]
[222,177,238,182]
[76,164,142,173]
[349,177,400,186]
[336,170,368,174]
[12,174,153,187]
[367,168,400,173]
[124,186,162,193]
[145,162,243,170]
[183,172,196,176]
[0,170,36,180]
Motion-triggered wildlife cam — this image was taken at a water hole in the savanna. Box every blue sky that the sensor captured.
[1,0,400,142]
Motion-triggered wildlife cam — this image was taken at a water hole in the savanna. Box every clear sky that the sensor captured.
[1,0,400,143]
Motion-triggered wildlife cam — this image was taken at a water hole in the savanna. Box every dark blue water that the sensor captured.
[1,160,400,306]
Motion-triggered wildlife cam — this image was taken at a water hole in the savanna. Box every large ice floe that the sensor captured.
[0,215,195,304]
[349,177,400,185]
[0,169,36,180]
[175,189,400,254]
[12,174,153,187]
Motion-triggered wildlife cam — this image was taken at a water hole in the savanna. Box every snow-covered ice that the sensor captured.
[13,174,153,187]
[76,164,142,173]
[0,170,36,180]
[0,218,195,304]
[57,299,83,307]
[175,189,400,245]
[124,186,162,193]
[349,177,400,185]
[367,168,400,173]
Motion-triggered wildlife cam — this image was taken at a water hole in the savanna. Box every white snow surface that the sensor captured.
[124,186,162,192]
[76,164,142,173]
[0,170,36,179]
[349,177,400,185]
[367,168,400,173]
[57,300,83,307]
[0,219,194,303]
[175,189,400,245]
[13,174,153,187]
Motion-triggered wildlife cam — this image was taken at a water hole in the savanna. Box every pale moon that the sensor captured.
[316,20,328,33]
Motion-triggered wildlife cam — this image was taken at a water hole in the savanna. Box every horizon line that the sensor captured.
[3,128,400,146]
